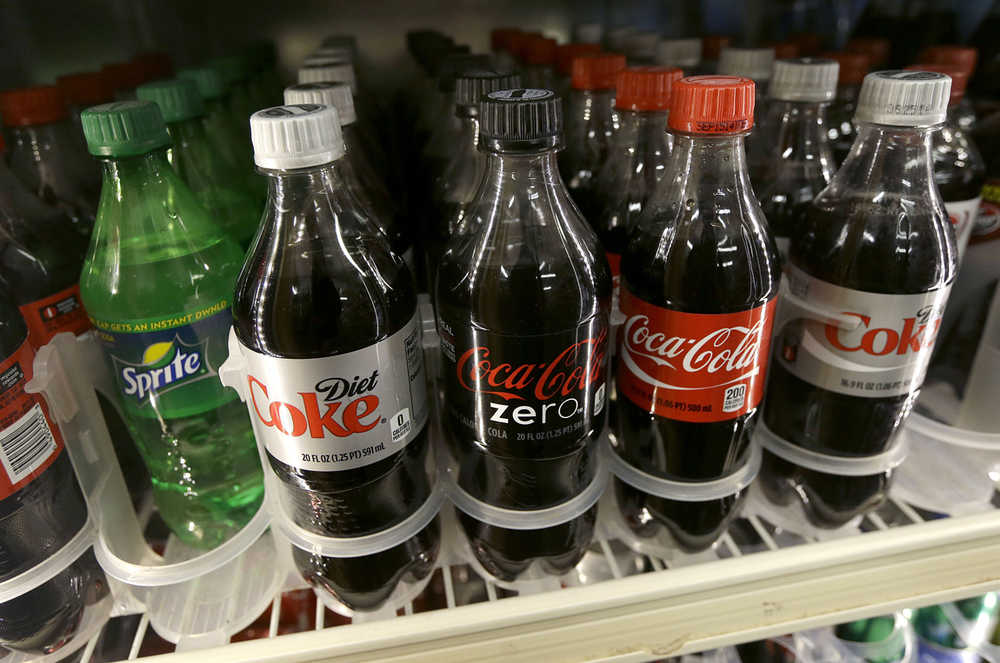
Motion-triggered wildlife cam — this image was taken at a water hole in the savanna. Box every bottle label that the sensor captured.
[971,178,1000,246]
[90,300,237,419]
[944,196,981,256]
[240,312,428,472]
[617,287,776,422]
[776,264,950,399]
[607,251,621,312]
[18,284,92,349]
[438,318,609,448]
[0,339,67,500]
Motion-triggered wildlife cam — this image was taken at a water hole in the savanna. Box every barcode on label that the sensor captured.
[0,404,57,485]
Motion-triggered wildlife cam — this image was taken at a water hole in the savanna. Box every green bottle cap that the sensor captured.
[81,100,171,157]
[177,67,226,101]
[211,55,253,86]
[136,78,205,123]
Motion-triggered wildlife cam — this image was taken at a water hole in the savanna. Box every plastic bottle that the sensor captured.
[919,45,978,131]
[614,76,779,552]
[522,36,558,90]
[178,66,254,173]
[101,61,149,101]
[761,71,956,528]
[436,89,611,581]
[490,27,522,72]
[0,86,100,236]
[656,38,702,73]
[56,72,114,129]
[233,104,438,612]
[845,37,891,70]
[560,53,627,217]
[757,58,839,261]
[717,48,776,185]
[820,51,871,165]
[137,78,262,248]
[211,55,259,141]
[701,36,732,74]
[625,31,660,66]
[424,71,520,289]
[554,43,601,99]
[79,101,264,548]
[283,82,414,274]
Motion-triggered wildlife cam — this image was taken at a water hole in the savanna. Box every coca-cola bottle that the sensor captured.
[820,51,870,165]
[762,71,956,528]
[614,76,779,552]
[522,36,557,90]
[845,37,891,70]
[233,105,438,612]
[425,71,520,289]
[56,72,113,129]
[590,67,682,295]
[656,39,703,74]
[553,43,601,100]
[436,89,611,581]
[560,53,627,215]
[701,36,732,75]
[716,48,776,184]
[757,58,839,261]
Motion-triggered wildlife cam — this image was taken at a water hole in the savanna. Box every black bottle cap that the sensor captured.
[455,71,523,107]
[437,54,494,92]
[479,88,562,141]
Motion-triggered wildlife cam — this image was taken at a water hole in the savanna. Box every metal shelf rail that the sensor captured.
[62,492,1000,663]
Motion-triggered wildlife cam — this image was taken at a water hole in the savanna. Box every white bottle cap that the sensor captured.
[283,82,357,126]
[854,70,951,126]
[656,38,702,68]
[297,63,358,93]
[606,26,637,52]
[627,31,660,60]
[250,104,345,170]
[311,45,354,62]
[718,47,776,81]
[769,57,839,102]
[574,22,603,45]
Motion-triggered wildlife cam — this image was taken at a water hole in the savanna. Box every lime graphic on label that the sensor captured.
[142,341,174,366]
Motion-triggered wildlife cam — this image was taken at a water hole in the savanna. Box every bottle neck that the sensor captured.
[264,160,351,211]
[836,83,861,104]
[614,108,670,150]
[478,140,567,217]
[771,100,835,167]
[839,121,938,194]
[666,132,754,200]
[100,148,178,199]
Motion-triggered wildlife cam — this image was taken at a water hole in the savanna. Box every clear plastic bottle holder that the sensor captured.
[795,615,914,663]
[27,331,279,648]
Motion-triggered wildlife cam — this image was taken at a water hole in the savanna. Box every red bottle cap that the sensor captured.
[571,53,626,90]
[491,27,521,52]
[819,51,871,85]
[131,52,174,81]
[57,71,113,108]
[845,37,890,68]
[509,31,542,61]
[906,63,969,105]
[768,41,801,59]
[101,61,147,93]
[524,36,557,66]
[555,43,601,76]
[0,86,69,126]
[668,75,755,134]
[702,35,732,61]
[616,66,684,111]
[919,45,978,76]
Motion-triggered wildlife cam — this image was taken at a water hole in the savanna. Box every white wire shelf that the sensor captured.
[57,490,1000,663]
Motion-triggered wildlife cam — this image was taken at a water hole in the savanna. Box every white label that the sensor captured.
[944,196,981,259]
[240,313,428,471]
[0,404,57,485]
[775,264,951,398]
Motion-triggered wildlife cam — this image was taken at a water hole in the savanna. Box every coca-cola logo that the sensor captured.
[621,314,767,387]
[248,373,381,438]
[824,306,942,356]
[455,329,607,402]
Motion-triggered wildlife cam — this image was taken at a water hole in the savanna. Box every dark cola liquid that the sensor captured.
[764,198,953,528]
[232,182,439,611]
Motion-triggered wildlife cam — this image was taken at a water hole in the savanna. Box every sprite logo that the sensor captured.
[113,336,211,405]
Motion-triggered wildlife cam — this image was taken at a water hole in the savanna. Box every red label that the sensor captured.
[616,288,776,422]
[0,339,67,500]
[606,252,621,278]
[18,284,91,349]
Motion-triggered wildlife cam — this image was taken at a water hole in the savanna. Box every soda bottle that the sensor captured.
[835,616,907,663]
[233,105,438,611]
[561,53,627,215]
[919,46,978,131]
[490,27,521,72]
[904,63,986,257]
[573,23,603,45]
[717,48,776,184]
[0,289,105,655]
[614,76,779,552]
[761,71,956,528]
[656,38,703,73]
[79,101,264,548]
[845,37,891,69]
[625,31,660,66]
[701,36,732,74]
[589,66,682,297]
[757,58,839,261]
[0,86,100,236]
[56,72,113,129]
[101,61,149,100]
[522,36,557,90]
[436,89,611,581]
[912,595,999,663]
[606,27,637,54]
[211,55,259,141]
[283,82,414,275]
[424,70,520,289]
[820,51,871,165]
[553,43,601,99]
[137,78,262,248]
[178,66,254,173]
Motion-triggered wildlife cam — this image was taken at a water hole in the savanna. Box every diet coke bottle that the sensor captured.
[613,76,779,551]
[761,71,956,528]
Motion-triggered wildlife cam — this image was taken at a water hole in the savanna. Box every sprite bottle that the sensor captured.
[177,67,251,174]
[912,594,999,663]
[137,78,261,248]
[835,615,906,663]
[79,101,264,548]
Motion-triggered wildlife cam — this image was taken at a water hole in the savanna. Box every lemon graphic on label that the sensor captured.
[142,341,174,367]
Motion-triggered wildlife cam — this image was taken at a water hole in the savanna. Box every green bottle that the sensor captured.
[912,594,999,661]
[137,78,261,247]
[176,67,248,173]
[210,55,259,141]
[79,101,264,549]
[835,616,906,663]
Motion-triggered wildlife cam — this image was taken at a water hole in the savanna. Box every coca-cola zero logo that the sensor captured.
[248,371,381,439]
